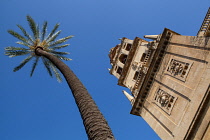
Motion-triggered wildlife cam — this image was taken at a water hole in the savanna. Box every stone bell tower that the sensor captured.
[109,8,210,140]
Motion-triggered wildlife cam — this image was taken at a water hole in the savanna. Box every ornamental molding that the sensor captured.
[166,58,193,81]
[131,28,176,116]
[153,88,177,115]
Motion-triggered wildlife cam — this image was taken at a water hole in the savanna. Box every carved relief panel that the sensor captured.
[154,88,177,115]
[166,59,192,81]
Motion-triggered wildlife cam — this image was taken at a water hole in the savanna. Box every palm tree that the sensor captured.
[5,15,115,140]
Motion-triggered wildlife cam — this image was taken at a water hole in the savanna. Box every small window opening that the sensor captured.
[125,44,132,51]
[119,54,128,64]
[133,71,139,80]
[116,67,123,75]
[140,53,147,62]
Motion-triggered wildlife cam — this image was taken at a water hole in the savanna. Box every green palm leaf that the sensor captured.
[16,41,30,47]
[53,54,72,61]
[42,57,53,77]
[5,46,29,51]
[30,56,39,77]
[50,50,69,55]
[49,35,74,47]
[41,21,48,41]
[50,63,62,82]
[50,44,69,50]
[5,50,30,57]
[36,24,40,40]
[17,24,34,43]
[46,30,61,44]
[8,30,29,45]
[27,15,38,39]
[13,55,33,72]
[45,23,59,41]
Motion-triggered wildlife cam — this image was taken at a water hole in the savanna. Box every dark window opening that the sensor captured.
[140,53,147,62]
[119,54,128,64]
[133,71,139,80]
[125,44,132,51]
[117,67,123,75]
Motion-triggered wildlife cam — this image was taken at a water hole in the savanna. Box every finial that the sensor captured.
[122,90,134,103]
[144,35,159,40]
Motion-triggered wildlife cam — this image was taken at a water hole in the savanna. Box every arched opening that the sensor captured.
[119,54,128,64]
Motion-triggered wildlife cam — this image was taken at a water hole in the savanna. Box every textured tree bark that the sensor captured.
[36,48,115,140]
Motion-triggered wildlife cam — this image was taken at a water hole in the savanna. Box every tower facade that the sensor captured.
[109,8,210,140]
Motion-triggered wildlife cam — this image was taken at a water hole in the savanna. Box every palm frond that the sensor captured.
[53,54,72,61]
[27,15,38,39]
[45,23,60,41]
[43,57,62,82]
[42,57,53,77]
[17,24,34,43]
[13,55,33,72]
[16,41,30,47]
[49,35,74,47]
[41,21,48,41]
[30,56,39,77]
[50,50,69,55]
[46,30,61,44]
[8,30,29,45]
[5,50,30,57]
[5,46,29,51]
[50,63,62,82]
[50,44,69,50]
[36,24,40,40]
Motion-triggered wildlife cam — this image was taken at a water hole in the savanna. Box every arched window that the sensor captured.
[119,54,128,64]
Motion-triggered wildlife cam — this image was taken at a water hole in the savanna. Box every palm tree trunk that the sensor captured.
[36,48,115,140]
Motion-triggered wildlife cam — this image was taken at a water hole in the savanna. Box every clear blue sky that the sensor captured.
[0,0,209,140]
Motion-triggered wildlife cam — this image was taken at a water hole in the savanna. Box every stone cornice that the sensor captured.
[130,28,179,116]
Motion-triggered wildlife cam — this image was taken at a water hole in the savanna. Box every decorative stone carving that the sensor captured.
[132,61,139,69]
[154,88,176,114]
[142,67,148,74]
[156,89,170,107]
[167,59,191,80]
